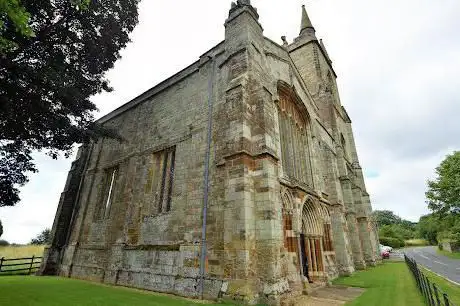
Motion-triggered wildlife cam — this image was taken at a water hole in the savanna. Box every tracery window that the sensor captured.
[278,89,313,187]
[97,166,119,219]
[145,146,176,214]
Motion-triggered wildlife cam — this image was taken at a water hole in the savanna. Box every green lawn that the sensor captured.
[0,276,233,306]
[332,262,424,305]
[422,267,460,305]
[437,248,460,259]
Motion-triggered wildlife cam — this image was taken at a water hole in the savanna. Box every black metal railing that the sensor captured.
[405,254,456,306]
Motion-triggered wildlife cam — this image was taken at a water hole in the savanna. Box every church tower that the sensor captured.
[289,5,378,270]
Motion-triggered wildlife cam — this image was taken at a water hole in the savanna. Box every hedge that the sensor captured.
[379,236,405,248]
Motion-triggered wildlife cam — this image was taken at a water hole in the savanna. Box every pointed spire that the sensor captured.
[300,4,315,36]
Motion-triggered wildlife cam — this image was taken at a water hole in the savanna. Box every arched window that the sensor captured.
[278,87,313,187]
[282,191,296,253]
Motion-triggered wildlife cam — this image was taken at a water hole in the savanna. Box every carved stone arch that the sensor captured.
[281,187,294,214]
[281,187,297,253]
[301,198,323,237]
[277,80,312,129]
[320,203,332,224]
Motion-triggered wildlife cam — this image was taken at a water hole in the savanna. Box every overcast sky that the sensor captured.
[2,0,460,244]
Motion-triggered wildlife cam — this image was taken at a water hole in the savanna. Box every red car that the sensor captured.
[381,250,390,259]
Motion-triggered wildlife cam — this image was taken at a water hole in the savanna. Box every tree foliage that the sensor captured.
[420,151,460,245]
[416,214,441,245]
[417,212,460,245]
[426,151,460,215]
[373,210,418,246]
[373,210,402,226]
[0,0,139,207]
[0,0,34,52]
[30,228,51,245]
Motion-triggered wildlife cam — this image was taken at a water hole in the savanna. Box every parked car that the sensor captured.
[381,249,390,259]
[379,243,393,253]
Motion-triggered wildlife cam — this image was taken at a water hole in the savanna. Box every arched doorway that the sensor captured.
[299,199,329,281]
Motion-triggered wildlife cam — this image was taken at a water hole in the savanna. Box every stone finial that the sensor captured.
[227,0,260,21]
[300,4,315,35]
[237,0,251,5]
[281,36,288,46]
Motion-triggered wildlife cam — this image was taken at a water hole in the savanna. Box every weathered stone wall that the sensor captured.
[53,39,231,298]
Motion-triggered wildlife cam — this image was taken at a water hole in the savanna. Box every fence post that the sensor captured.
[426,275,435,306]
[28,255,35,275]
[432,284,441,306]
[420,273,428,303]
[414,263,421,290]
[0,257,3,272]
[443,293,450,306]
[418,269,424,299]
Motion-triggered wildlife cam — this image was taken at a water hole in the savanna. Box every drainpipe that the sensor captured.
[199,55,217,299]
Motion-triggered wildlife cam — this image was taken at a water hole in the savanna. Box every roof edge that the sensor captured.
[96,40,225,124]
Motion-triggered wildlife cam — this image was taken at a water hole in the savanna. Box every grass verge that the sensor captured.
[332,262,423,305]
[421,267,460,305]
[405,239,429,247]
[437,248,460,259]
[0,276,235,306]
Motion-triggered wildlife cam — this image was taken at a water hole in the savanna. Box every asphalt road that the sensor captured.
[404,246,460,284]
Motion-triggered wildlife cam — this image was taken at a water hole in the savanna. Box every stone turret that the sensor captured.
[299,4,316,39]
[225,0,263,54]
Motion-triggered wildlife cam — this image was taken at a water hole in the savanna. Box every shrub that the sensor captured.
[379,236,404,248]
[438,243,443,250]
[0,240,10,246]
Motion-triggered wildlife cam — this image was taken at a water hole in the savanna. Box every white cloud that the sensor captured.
[2,0,460,243]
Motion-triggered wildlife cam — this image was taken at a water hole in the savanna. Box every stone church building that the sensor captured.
[41,1,380,304]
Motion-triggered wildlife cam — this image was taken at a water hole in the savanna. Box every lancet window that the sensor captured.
[278,88,313,187]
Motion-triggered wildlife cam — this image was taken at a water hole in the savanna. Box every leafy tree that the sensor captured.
[375,210,418,245]
[0,0,139,207]
[426,151,460,215]
[30,228,51,245]
[379,224,397,239]
[0,0,34,52]
[373,210,402,226]
[417,214,441,245]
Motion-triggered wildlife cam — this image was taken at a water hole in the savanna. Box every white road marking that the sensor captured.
[419,254,430,260]
[433,260,448,266]
[421,266,460,286]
